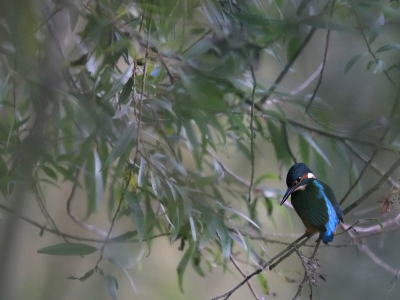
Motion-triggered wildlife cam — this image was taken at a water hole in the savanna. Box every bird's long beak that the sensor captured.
[280,186,298,205]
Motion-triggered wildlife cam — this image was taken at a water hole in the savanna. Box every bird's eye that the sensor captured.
[297,176,301,181]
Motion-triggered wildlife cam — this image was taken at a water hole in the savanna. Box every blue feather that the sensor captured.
[314,181,340,244]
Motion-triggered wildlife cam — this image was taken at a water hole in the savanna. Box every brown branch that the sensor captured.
[210,233,309,300]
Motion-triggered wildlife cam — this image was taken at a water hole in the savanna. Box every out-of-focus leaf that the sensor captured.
[191,251,205,277]
[104,123,136,169]
[254,173,279,186]
[257,273,270,294]
[219,205,260,229]
[110,230,138,242]
[41,166,58,180]
[102,63,134,102]
[103,274,119,300]
[298,134,310,164]
[287,37,300,61]
[126,193,145,242]
[267,119,291,168]
[345,54,362,74]
[189,216,197,241]
[37,243,98,256]
[364,218,384,232]
[119,78,133,104]
[85,150,104,215]
[299,131,330,166]
[369,13,385,44]
[297,0,313,16]
[143,99,176,118]
[376,43,400,53]
[183,120,201,168]
[366,60,374,71]
[215,218,231,262]
[177,243,193,293]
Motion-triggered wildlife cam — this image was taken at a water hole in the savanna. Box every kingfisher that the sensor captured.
[280,163,344,244]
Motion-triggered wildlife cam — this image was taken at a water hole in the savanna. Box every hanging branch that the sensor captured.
[304,0,336,112]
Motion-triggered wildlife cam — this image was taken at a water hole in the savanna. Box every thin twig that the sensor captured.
[304,0,335,112]
[353,10,397,88]
[293,238,322,300]
[230,255,260,300]
[343,141,400,189]
[66,169,107,237]
[343,156,400,215]
[210,233,309,300]
[260,27,317,105]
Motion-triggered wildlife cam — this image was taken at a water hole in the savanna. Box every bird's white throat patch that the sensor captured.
[293,173,315,192]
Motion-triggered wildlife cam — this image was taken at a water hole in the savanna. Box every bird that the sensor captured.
[280,163,344,244]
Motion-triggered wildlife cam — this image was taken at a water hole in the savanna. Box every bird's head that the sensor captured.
[280,163,315,205]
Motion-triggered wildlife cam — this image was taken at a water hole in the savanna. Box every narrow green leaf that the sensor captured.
[37,243,98,256]
[191,252,205,277]
[189,216,197,241]
[103,63,134,102]
[143,99,176,118]
[299,131,330,165]
[296,0,313,16]
[103,274,119,300]
[376,43,400,53]
[364,218,384,232]
[177,244,193,293]
[126,193,145,242]
[298,134,310,164]
[215,218,231,262]
[257,273,270,293]
[104,123,136,168]
[345,54,362,74]
[110,230,138,242]
[41,166,58,180]
[85,151,104,215]
[254,173,279,186]
[287,37,300,61]
[183,120,201,168]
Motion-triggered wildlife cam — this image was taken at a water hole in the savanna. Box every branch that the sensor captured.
[66,169,107,237]
[260,28,317,105]
[343,156,400,215]
[293,238,322,300]
[353,9,397,88]
[0,202,170,243]
[230,255,260,300]
[210,233,309,300]
[343,141,400,189]
[304,0,335,112]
